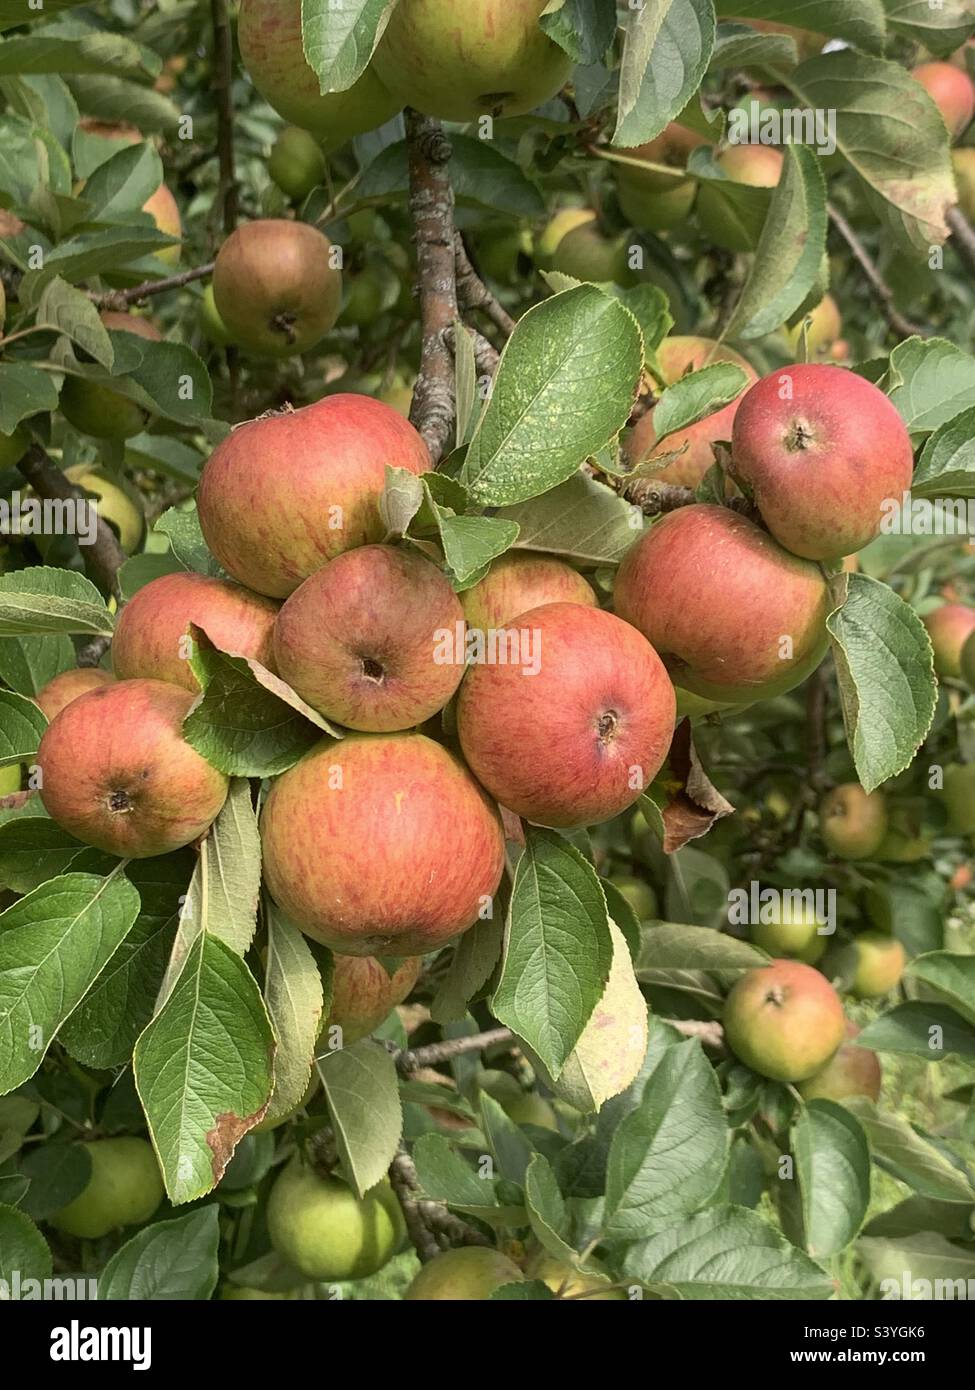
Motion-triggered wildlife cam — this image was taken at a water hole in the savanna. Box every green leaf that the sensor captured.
[461,286,643,506]
[708,25,798,71]
[356,134,545,219]
[412,1131,508,1217]
[652,363,749,439]
[0,567,114,637]
[858,1231,975,1295]
[494,472,644,566]
[301,0,390,92]
[0,30,159,79]
[153,506,221,575]
[19,227,179,298]
[0,868,140,1093]
[192,779,261,957]
[65,73,181,132]
[317,1040,402,1198]
[524,1152,577,1264]
[0,363,60,433]
[540,0,617,65]
[620,1204,834,1298]
[0,690,46,767]
[0,1203,51,1287]
[262,904,326,1128]
[846,1099,975,1202]
[604,1039,727,1239]
[80,140,163,222]
[492,827,612,1079]
[479,1092,534,1187]
[912,405,975,498]
[430,916,504,1024]
[36,274,114,366]
[886,338,975,435]
[792,1101,870,1258]
[134,934,274,1204]
[827,574,937,792]
[713,1,886,55]
[98,1206,220,1301]
[885,0,975,58]
[614,0,715,148]
[0,819,89,894]
[908,952,975,1028]
[856,1002,975,1060]
[439,514,519,587]
[0,633,74,697]
[18,1140,91,1221]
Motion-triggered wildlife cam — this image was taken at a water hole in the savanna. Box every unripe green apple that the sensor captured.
[50,1137,163,1238]
[851,931,906,999]
[524,1247,624,1299]
[820,784,888,860]
[550,220,635,286]
[615,123,708,232]
[723,958,845,1083]
[239,0,399,140]
[953,148,975,221]
[200,283,234,346]
[63,464,145,553]
[405,1246,524,1300]
[474,223,532,284]
[534,208,595,269]
[939,763,975,834]
[610,874,659,921]
[266,1159,404,1281]
[461,551,597,631]
[212,219,341,358]
[219,1284,295,1300]
[696,144,784,250]
[60,378,145,442]
[269,126,327,201]
[785,294,842,358]
[912,61,975,139]
[874,805,930,863]
[924,603,975,679]
[798,1021,881,1103]
[373,0,573,123]
[730,365,915,562]
[751,901,827,965]
[614,505,830,705]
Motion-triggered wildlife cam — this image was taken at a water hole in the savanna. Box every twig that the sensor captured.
[91,262,214,311]
[388,1147,492,1262]
[454,233,516,337]
[827,203,926,340]
[210,0,239,235]
[76,636,112,669]
[621,479,696,514]
[405,109,458,464]
[396,1027,513,1075]
[17,445,126,597]
[947,205,975,277]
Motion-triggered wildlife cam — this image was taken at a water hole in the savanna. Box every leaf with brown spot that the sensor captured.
[654,719,735,853]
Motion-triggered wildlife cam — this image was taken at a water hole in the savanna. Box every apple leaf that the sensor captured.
[0,633,74,699]
[355,134,546,219]
[153,507,222,577]
[688,144,775,252]
[430,915,504,1025]
[0,363,59,433]
[411,1132,518,1222]
[844,1099,975,1203]
[261,904,327,1129]
[911,404,975,498]
[856,1002,975,1060]
[479,1093,534,1188]
[98,1206,220,1301]
[885,0,975,58]
[524,1152,578,1264]
[316,1039,401,1198]
[827,573,937,792]
[0,867,140,1094]
[17,1140,92,1221]
[651,363,749,440]
[492,827,613,1080]
[134,933,274,1205]
[789,1101,871,1259]
[461,286,643,507]
[884,337,975,436]
[908,952,975,1028]
[712,1,886,54]
[0,690,46,768]
[707,25,798,71]
[0,820,89,894]
[614,0,715,149]
[0,1204,52,1287]
[0,566,113,637]
[619,1204,834,1298]
[493,472,644,567]
[301,0,389,94]
[603,1038,727,1239]
[540,0,618,65]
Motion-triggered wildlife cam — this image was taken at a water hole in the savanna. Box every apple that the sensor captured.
[373,0,573,123]
[456,602,676,829]
[622,336,757,489]
[615,124,709,232]
[50,1137,164,1239]
[112,572,280,692]
[63,464,145,553]
[524,1247,624,1300]
[610,874,659,921]
[534,208,597,269]
[266,1159,404,1281]
[924,603,975,678]
[273,544,464,731]
[875,804,931,863]
[38,678,229,858]
[260,732,505,956]
[212,219,341,358]
[0,763,21,795]
[939,764,975,834]
[798,1021,882,1103]
[614,505,830,705]
[200,283,234,346]
[851,931,906,999]
[197,393,430,598]
[751,900,827,965]
[143,182,182,265]
[322,954,422,1047]
[912,61,975,139]
[730,364,915,562]
[696,144,784,250]
[35,668,114,722]
[785,295,842,358]
[723,958,846,1083]
[238,0,399,141]
[549,219,635,286]
[268,125,327,201]
[61,312,163,445]
[461,552,597,631]
[820,783,888,860]
[405,1246,524,1300]
[953,147,975,221]
[474,223,532,284]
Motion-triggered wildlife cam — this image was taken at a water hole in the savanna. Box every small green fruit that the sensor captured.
[266,1159,404,1281]
[0,763,22,795]
[610,874,659,921]
[50,1137,164,1239]
[751,900,828,964]
[269,126,327,201]
[405,1246,524,1300]
[60,377,145,441]
[851,931,906,1000]
[820,784,888,860]
[200,283,235,347]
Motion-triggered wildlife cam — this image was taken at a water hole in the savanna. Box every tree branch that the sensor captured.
[17,445,126,597]
[396,1027,513,1075]
[454,233,516,337]
[827,204,926,341]
[388,1147,493,1262]
[210,0,239,235]
[405,109,458,465]
[91,262,214,311]
[947,205,975,277]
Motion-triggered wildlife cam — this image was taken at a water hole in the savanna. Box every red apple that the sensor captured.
[272,544,464,730]
[38,679,229,857]
[260,733,505,955]
[197,394,430,598]
[923,603,975,679]
[623,336,757,489]
[456,602,676,829]
[112,572,280,692]
[723,958,846,1083]
[373,0,573,123]
[912,61,975,138]
[238,0,399,142]
[614,505,830,705]
[321,955,422,1046]
[820,784,888,860]
[730,364,915,561]
[461,551,597,630]
[212,219,341,358]
[798,1021,882,1103]
[35,669,115,722]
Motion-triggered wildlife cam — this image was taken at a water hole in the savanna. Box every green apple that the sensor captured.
[64,464,144,554]
[50,1137,164,1239]
[0,763,22,795]
[751,900,828,965]
[266,1159,404,1281]
[820,783,888,860]
[610,874,659,921]
[269,126,327,201]
[851,931,906,999]
[200,283,235,347]
[524,1247,624,1300]
[405,1246,524,1300]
